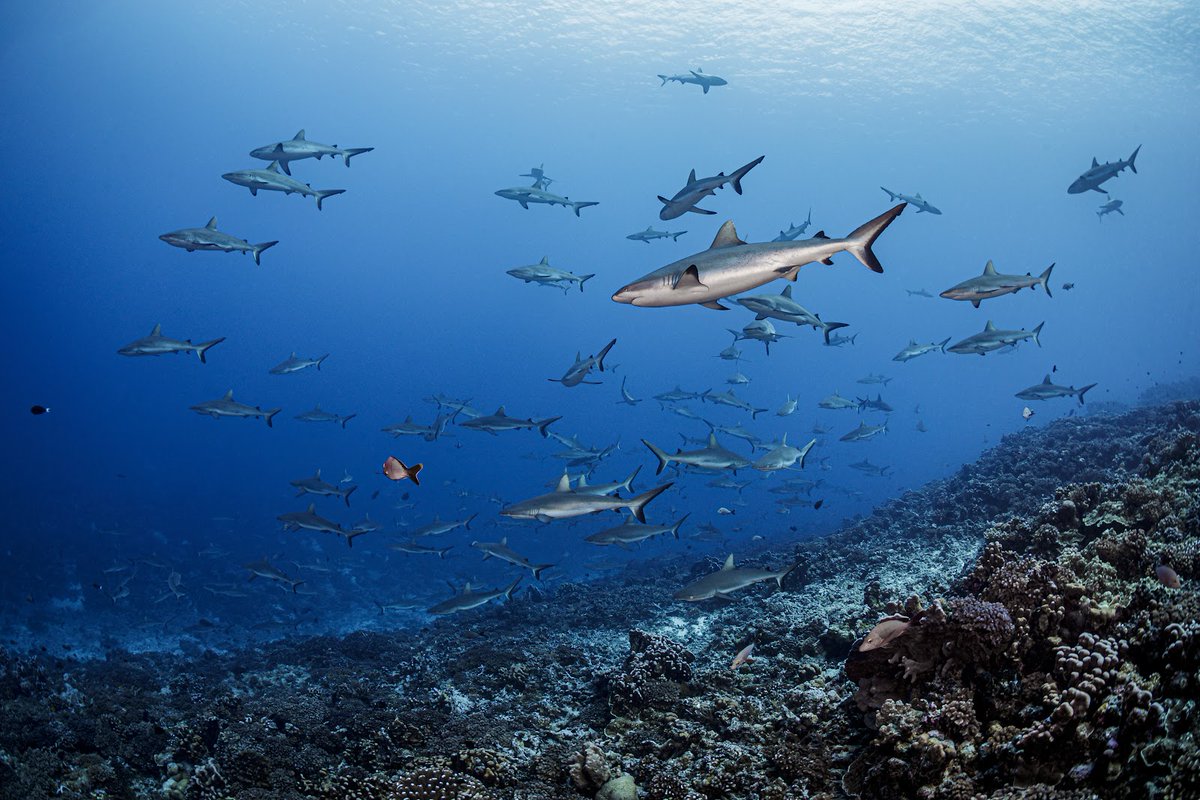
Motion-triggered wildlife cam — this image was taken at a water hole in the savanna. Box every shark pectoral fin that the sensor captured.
[519,200,529,209]
[971,299,981,308]
[775,266,801,282]
[535,514,553,524]
[674,265,707,291]
[820,258,833,266]
[689,206,717,215]
[249,188,257,196]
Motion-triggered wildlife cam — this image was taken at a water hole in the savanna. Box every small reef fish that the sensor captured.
[1023,406,1036,420]
[731,643,756,669]
[383,456,422,485]
[1156,565,1181,589]
[859,615,911,651]
[30,405,49,415]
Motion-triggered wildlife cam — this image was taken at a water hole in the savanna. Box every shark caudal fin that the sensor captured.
[642,439,673,475]
[579,274,596,292]
[342,147,374,166]
[1127,144,1141,174]
[822,322,849,345]
[571,201,599,217]
[880,187,899,202]
[621,464,642,492]
[729,155,765,195]
[845,204,905,273]
[532,563,554,581]
[596,338,617,371]
[626,482,673,523]
[340,413,357,429]
[1077,383,1098,405]
[1040,263,1055,297]
[1032,322,1045,347]
[657,74,669,86]
[265,408,282,428]
[503,577,523,601]
[342,485,357,508]
[537,416,562,438]
[671,512,691,539]
[315,189,346,210]
[938,336,951,353]
[252,241,279,265]
[195,337,226,364]
[672,231,686,240]
[316,354,330,370]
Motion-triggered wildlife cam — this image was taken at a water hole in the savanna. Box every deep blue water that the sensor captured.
[2,1,1198,653]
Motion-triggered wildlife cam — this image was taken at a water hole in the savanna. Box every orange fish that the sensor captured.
[859,615,911,652]
[1156,565,1181,589]
[730,643,755,669]
[383,456,423,485]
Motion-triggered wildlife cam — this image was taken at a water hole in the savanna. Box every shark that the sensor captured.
[753,435,816,472]
[1068,145,1140,194]
[293,404,356,428]
[573,465,642,496]
[726,370,750,385]
[777,394,798,416]
[856,394,894,413]
[669,406,706,422]
[840,420,888,442]
[118,324,225,363]
[706,422,762,452]
[501,475,673,523]
[585,514,689,547]
[857,374,892,386]
[1015,375,1098,405]
[389,540,453,558]
[221,161,346,209]
[425,394,482,418]
[772,209,813,242]
[549,338,616,387]
[673,554,797,601]
[906,288,934,298]
[506,257,595,293]
[411,513,477,538]
[849,459,892,477]
[824,330,858,347]
[657,156,764,220]
[947,320,1044,355]
[818,392,858,410]
[277,503,345,535]
[471,538,554,580]
[495,180,599,216]
[427,577,522,616]
[704,389,768,418]
[243,560,304,592]
[880,187,941,214]
[159,217,278,265]
[643,433,752,474]
[715,333,742,361]
[616,376,642,406]
[735,284,849,343]
[381,413,453,441]
[520,164,555,188]
[727,320,786,355]
[940,260,1055,307]
[290,469,357,507]
[893,338,951,362]
[553,441,619,468]
[654,386,709,403]
[190,390,280,427]
[657,68,727,93]
[249,129,373,175]
[615,205,904,309]
[269,352,329,374]
[460,407,560,437]
[1097,196,1124,220]
[627,226,687,243]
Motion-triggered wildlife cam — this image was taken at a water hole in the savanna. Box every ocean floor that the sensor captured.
[2,401,1198,799]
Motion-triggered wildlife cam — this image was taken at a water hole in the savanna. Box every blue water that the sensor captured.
[3,1,1198,653]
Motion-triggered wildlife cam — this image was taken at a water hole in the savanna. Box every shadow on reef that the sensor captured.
[1,402,1198,799]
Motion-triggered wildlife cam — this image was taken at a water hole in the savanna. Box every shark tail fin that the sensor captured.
[195,337,226,364]
[340,413,357,429]
[846,204,905,273]
[1077,383,1098,405]
[596,338,617,372]
[622,464,642,492]
[775,560,802,589]
[657,74,668,85]
[252,241,279,265]
[438,546,452,559]
[730,155,765,195]
[822,322,849,345]
[1032,322,1045,347]
[291,580,304,594]
[532,564,554,581]
[265,408,282,428]
[579,273,596,292]
[342,147,374,166]
[1040,263,1055,297]
[938,336,951,353]
[343,484,357,508]
[537,416,562,438]
[880,186,899,202]
[317,354,330,370]
[315,188,346,210]
[1128,144,1141,174]
[672,513,691,539]
[627,482,673,523]
[503,577,523,601]
[570,200,599,217]
[672,231,686,240]
[641,439,672,476]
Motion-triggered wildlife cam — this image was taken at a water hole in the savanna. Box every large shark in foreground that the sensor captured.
[221,161,346,209]
[427,578,522,616]
[657,156,764,220]
[1015,375,1097,404]
[673,554,797,601]
[940,260,1054,307]
[501,475,673,523]
[190,390,280,427]
[613,205,905,310]
[159,217,278,265]
[947,320,1044,355]
[118,324,225,363]
[657,68,727,93]
[1068,145,1140,194]
[249,129,373,175]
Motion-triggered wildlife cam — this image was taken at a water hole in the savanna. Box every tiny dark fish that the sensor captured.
[30,405,49,415]
[1156,565,1181,589]
[1052,365,1057,373]
[814,499,824,510]
[402,492,410,501]
[371,490,381,500]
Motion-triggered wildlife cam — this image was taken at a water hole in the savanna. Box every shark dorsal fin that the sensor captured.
[721,554,735,570]
[709,220,745,249]
[539,256,549,265]
[294,129,306,140]
[812,230,829,239]
[645,226,653,231]
[313,403,322,410]
[223,390,234,400]
[675,264,706,290]
[781,285,793,299]
[909,339,917,345]
[500,537,507,546]
[266,161,281,173]
[1043,374,1053,384]
[289,351,296,358]
[463,581,472,593]
[307,503,315,513]
[915,193,923,199]
[206,216,218,229]
[781,432,788,445]
[315,468,321,478]
[688,168,696,183]
[578,474,589,487]
[495,406,506,416]
[1091,157,1099,167]
[983,260,997,275]
[707,432,719,448]
[555,473,572,492]
[151,323,162,336]
[984,320,997,332]
[404,415,412,423]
